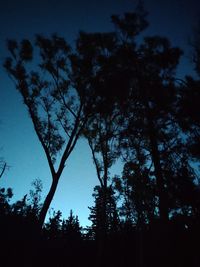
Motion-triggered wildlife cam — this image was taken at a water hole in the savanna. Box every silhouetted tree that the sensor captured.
[6,179,42,224]
[2,5,200,266]
[114,160,156,227]
[44,210,62,240]
[88,185,119,240]
[4,35,91,228]
[114,32,183,223]
[74,5,183,224]
[61,209,82,241]
[85,111,120,238]
[73,29,124,248]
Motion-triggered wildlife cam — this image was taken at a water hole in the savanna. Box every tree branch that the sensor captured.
[0,162,7,178]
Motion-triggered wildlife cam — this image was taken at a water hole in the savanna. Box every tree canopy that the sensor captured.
[2,5,200,267]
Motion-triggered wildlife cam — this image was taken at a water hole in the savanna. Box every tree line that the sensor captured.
[1,5,200,267]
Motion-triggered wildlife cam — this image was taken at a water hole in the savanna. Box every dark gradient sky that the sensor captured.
[0,0,199,226]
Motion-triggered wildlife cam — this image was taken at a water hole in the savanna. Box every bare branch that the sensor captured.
[0,162,7,178]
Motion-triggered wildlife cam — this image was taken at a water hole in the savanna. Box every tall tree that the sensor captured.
[116,33,183,222]
[72,30,122,238]
[72,3,149,232]
[4,35,90,227]
[106,8,183,223]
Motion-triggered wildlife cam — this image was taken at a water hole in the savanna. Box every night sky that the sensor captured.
[0,0,199,226]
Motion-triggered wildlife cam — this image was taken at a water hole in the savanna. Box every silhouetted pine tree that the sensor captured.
[61,209,82,241]
[88,185,120,240]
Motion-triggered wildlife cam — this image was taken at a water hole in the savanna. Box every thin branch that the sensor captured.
[88,140,104,188]
[0,162,7,178]
[59,90,78,119]
[50,68,78,119]
[57,115,71,138]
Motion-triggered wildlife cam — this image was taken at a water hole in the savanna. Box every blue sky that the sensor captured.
[0,0,199,226]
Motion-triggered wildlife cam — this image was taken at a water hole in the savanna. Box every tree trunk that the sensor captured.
[102,185,107,239]
[97,186,108,267]
[38,176,59,228]
[148,118,169,223]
